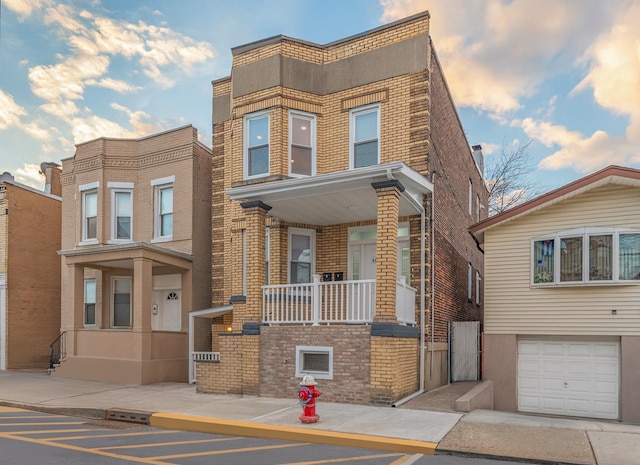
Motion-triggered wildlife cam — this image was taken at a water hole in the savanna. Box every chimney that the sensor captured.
[471,145,484,178]
[0,172,15,183]
[40,162,62,196]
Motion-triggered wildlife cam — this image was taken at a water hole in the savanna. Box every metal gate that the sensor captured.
[449,321,481,382]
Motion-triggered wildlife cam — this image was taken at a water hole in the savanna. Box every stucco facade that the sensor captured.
[54,125,212,384]
[199,12,486,404]
[0,170,61,370]
[472,166,640,423]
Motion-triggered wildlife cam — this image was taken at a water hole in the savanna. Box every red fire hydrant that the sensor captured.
[297,375,321,423]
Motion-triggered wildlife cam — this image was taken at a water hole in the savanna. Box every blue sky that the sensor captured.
[1,0,639,196]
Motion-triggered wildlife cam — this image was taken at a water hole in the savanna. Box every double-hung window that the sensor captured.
[79,181,99,244]
[84,279,96,326]
[289,228,315,284]
[289,111,316,177]
[532,227,640,285]
[108,182,133,242]
[112,277,131,327]
[151,176,174,241]
[244,111,270,179]
[350,104,379,168]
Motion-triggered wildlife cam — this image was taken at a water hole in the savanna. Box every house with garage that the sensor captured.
[196,11,487,405]
[470,165,640,423]
[0,168,61,370]
[53,125,212,384]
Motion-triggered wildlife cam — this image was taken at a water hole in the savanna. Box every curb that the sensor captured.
[150,412,437,455]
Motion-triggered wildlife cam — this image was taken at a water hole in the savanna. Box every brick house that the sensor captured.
[53,125,212,384]
[0,168,61,370]
[196,11,486,405]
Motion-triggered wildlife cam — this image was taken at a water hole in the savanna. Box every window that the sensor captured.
[475,270,481,305]
[468,263,473,300]
[295,346,333,380]
[532,228,640,285]
[79,181,99,244]
[350,104,379,168]
[289,228,315,284]
[468,180,473,217]
[476,194,481,222]
[289,111,315,177]
[84,279,96,326]
[108,182,133,242]
[244,111,270,178]
[112,278,131,327]
[151,176,174,241]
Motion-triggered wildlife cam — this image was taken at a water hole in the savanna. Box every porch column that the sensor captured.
[68,264,85,356]
[132,257,153,361]
[239,200,271,328]
[372,180,403,323]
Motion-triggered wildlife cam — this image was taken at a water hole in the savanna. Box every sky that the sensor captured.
[1,0,639,197]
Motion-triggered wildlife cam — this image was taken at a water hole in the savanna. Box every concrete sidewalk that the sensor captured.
[1,370,639,464]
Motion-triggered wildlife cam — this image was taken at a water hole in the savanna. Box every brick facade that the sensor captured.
[204,12,486,404]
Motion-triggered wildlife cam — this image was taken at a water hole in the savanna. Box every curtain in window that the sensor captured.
[560,237,583,282]
[589,235,612,280]
[533,239,554,283]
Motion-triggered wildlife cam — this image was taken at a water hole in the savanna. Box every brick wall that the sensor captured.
[196,334,242,394]
[370,336,419,405]
[260,325,371,404]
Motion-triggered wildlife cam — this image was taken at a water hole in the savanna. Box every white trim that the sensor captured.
[468,263,473,300]
[349,103,380,169]
[79,181,99,192]
[0,273,6,371]
[151,175,175,187]
[243,110,270,180]
[109,187,133,242]
[288,110,316,177]
[153,183,173,241]
[295,345,333,379]
[107,181,134,189]
[81,189,98,243]
[288,227,316,284]
[188,305,232,383]
[475,270,481,305]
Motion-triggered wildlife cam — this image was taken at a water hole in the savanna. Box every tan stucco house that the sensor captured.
[196,12,487,405]
[54,125,212,384]
[0,168,61,370]
[471,165,640,423]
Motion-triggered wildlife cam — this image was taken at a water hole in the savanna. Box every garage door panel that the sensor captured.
[518,340,619,420]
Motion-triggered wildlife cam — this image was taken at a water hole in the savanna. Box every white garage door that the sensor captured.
[518,340,619,420]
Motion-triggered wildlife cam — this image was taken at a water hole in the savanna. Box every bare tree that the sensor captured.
[484,140,541,216]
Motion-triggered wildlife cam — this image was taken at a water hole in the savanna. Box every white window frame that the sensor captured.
[151,176,174,242]
[79,181,99,245]
[468,180,473,217]
[468,263,473,300]
[108,182,134,243]
[111,277,132,328]
[475,270,481,305]
[295,345,333,380]
[531,227,640,286]
[244,110,270,179]
[288,227,316,284]
[288,110,316,177]
[84,279,96,326]
[349,103,380,169]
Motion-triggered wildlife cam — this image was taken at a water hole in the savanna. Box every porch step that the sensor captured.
[105,408,152,425]
[47,364,60,375]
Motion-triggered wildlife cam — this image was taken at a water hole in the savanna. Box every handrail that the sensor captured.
[49,331,67,368]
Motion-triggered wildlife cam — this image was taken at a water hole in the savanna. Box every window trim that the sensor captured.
[111,276,132,328]
[152,183,173,242]
[244,110,270,180]
[288,110,316,177]
[475,270,481,305]
[468,180,473,217]
[531,227,640,286]
[108,185,133,243]
[468,263,473,300]
[349,103,380,169]
[84,279,96,326]
[288,227,316,284]
[295,345,333,380]
[80,188,98,245]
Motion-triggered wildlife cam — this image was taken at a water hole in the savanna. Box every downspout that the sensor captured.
[390,174,427,407]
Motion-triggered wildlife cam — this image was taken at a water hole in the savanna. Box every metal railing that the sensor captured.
[191,351,220,383]
[49,331,67,368]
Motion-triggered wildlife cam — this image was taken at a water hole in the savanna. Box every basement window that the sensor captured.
[295,346,333,380]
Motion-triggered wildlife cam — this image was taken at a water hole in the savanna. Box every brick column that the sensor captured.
[372,180,403,323]
[133,257,153,362]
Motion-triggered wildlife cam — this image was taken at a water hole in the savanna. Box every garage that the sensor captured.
[518,340,619,420]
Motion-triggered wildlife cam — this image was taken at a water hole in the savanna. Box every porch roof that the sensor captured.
[226,162,433,225]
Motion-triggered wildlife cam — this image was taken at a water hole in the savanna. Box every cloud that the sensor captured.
[0,90,27,129]
[4,0,51,19]
[14,163,45,189]
[86,78,141,93]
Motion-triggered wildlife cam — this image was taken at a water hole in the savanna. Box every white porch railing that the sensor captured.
[191,351,220,383]
[263,275,416,326]
[396,276,417,325]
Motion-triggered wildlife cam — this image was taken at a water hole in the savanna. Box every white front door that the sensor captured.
[152,290,181,331]
[518,339,619,419]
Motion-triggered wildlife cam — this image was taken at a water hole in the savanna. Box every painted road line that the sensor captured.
[95,436,243,451]
[0,407,27,413]
[150,412,438,455]
[0,421,86,426]
[0,415,72,420]
[280,453,405,464]
[148,441,306,460]
[0,432,173,465]
[46,430,176,441]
